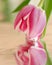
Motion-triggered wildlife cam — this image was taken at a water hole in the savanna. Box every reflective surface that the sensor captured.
[0,14,52,65]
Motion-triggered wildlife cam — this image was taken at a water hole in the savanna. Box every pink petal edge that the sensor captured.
[14,5,34,29]
[29,46,47,65]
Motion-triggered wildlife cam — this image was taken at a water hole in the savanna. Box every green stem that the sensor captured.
[38,0,44,7]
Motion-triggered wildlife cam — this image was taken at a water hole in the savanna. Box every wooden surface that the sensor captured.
[0,14,52,65]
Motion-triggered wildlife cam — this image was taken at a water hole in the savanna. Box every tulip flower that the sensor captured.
[14,5,46,40]
[15,40,46,65]
[14,5,47,65]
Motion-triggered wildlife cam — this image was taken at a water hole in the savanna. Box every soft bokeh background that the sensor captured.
[0,0,52,65]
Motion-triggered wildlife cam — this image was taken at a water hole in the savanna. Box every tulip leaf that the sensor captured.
[12,0,30,13]
[42,0,52,23]
[41,26,46,38]
[41,0,52,38]
[41,40,52,65]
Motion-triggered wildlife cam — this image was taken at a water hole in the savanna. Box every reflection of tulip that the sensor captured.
[15,40,47,65]
[14,5,47,65]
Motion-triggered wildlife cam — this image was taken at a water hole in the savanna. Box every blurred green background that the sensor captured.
[0,0,24,22]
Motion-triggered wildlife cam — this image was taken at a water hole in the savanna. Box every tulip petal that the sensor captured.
[29,8,46,39]
[15,47,29,65]
[14,5,34,29]
[19,18,27,31]
[15,45,29,65]
[29,46,47,65]
[15,40,34,65]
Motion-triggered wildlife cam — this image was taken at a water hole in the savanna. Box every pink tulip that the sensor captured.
[14,5,46,40]
[14,5,47,65]
[15,40,47,65]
